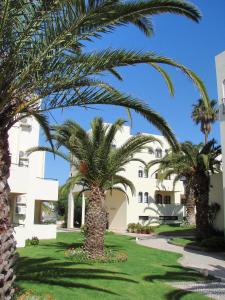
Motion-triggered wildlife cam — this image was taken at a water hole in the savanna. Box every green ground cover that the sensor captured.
[16,232,209,300]
[169,237,195,247]
[154,224,196,236]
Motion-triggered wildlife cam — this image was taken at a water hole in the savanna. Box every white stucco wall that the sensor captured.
[215,51,225,233]
[8,116,59,247]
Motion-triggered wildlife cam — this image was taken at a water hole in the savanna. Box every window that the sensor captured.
[111,144,116,149]
[166,174,171,180]
[164,195,171,204]
[144,170,148,178]
[155,194,162,204]
[165,149,169,155]
[138,192,143,203]
[144,192,149,203]
[139,216,149,221]
[155,173,158,179]
[138,167,143,178]
[155,148,162,158]
[19,151,29,167]
[148,147,154,155]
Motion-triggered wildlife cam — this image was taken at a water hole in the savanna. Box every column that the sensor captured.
[67,190,74,228]
[81,193,86,226]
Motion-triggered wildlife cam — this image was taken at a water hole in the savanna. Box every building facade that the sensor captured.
[68,124,186,232]
[214,51,225,232]
[8,116,58,247]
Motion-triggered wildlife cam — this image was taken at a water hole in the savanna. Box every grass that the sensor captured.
[16,232,209,300]
[169,237,195,247]
[154,224,196,236]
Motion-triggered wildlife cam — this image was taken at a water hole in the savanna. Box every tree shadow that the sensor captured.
[16,256,137,296]
[165,289,194,300]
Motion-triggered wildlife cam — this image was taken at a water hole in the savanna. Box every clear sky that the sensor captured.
[41,0,225,185]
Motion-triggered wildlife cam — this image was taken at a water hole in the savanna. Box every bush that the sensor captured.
[200,236,225,252]
[25,237,39,247]
[64,247,128,263]
[127,223,153,234]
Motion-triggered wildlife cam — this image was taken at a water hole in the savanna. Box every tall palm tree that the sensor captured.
[192,99,218,144]
[29,117,160,258]
[148,140,221,239]
[0,0,209,297]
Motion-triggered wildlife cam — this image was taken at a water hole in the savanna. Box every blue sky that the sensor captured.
[41,0,225,185]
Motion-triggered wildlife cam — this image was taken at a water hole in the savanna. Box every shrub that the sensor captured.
[64,247,128,263]
[25,237,39,247]
[127,223,153,234]
[200,236,225,252]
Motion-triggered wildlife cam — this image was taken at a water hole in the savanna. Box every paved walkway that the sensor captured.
[137,236,225,300]
[137,236,225,280]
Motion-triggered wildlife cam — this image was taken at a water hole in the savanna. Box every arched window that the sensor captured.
[164,195,171,204]
[144,192,149,203]
[138,192,143,203]
[155,194,162,204]
[155,148,162,158]
[138,167,143,178]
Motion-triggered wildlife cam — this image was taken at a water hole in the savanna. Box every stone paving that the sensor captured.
[136,236,225,300]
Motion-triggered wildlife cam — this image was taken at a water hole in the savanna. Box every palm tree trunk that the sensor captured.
[195,173,210,240]
[84,185,106,258]
[0,129,17,300]
[185,184,196,225]
[204,133,208,145]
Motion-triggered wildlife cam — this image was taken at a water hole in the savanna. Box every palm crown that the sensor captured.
[0,0,209,140]
[148,140,221,238]
[192,99,218,144]
[29,117,160,194]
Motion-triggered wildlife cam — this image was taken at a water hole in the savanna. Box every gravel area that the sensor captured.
[169,281,225,300]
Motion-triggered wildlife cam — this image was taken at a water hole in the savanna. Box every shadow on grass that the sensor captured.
[16,256,137,296]
[144,264,203,283]
[165,289,193,300]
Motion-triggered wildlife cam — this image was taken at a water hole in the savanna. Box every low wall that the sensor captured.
[14,224,57,248]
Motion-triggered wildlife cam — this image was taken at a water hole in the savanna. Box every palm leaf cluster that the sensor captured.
[0,0,209,145]
[29,117,159,194]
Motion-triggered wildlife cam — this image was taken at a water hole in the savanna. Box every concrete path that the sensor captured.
[137,236,225,300]
[137,236,225,280]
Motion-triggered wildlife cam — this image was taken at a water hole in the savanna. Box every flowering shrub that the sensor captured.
[25,237,39,247]
[127,223,153,234]
[64,247,128,263]
[16,290,55,300]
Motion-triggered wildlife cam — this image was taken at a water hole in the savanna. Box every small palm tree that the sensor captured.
[148,140,221,239]
[192,99,218,144]
[29,118,160,257]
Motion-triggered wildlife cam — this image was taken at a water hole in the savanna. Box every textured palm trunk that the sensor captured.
[84,185,107,258]
[0,129,17,300]
[185,184,196,225]
[195,173,210,240]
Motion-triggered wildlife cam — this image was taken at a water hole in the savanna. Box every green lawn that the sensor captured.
[154,224,196,236]
[16,232,209,300]
[169,237,195,247]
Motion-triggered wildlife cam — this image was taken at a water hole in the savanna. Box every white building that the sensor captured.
[214,51,225,232]
[68,124,186,232]
[8,116,58,247]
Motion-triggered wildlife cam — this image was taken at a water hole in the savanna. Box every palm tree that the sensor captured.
[0,0,210,297]
[192,99,218,144]
[148,140,221,239]
[29,117,160,258]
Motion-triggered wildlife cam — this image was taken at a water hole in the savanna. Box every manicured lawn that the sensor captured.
[154,224,196,236]
[169,237,195,247]
[16,232,209,300]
